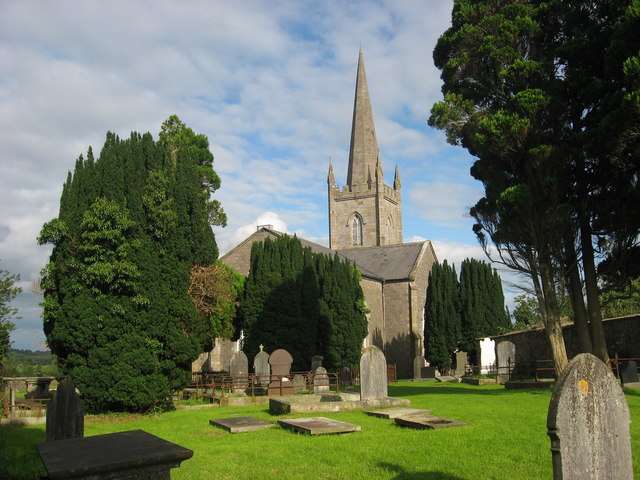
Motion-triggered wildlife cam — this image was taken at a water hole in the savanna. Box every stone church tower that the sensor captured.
[328,49,403,250]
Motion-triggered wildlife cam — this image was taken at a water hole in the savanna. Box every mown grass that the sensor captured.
[1,381,639,479]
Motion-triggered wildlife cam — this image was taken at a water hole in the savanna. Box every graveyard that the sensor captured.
[0,378,638,479]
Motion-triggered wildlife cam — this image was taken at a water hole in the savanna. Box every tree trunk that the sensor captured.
[564,238,593,353]
[579,215,610,365]
[540,261,568,375]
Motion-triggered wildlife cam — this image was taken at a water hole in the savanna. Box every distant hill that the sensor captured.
[8,348,54,365]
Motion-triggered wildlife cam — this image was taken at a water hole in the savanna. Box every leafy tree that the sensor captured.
[240,236,367,371]
[424,261,460,372]
[429,0,639,373]
[511,294,543,330]
[0,263,21,363]
[38,116,224,412]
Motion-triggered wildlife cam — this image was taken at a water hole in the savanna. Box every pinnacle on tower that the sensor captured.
[346,49,380,187]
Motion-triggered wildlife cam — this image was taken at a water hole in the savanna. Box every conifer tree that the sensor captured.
[240,236,367,371]
[38,116,224,412]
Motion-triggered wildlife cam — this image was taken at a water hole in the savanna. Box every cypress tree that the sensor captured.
[39,116,224,412]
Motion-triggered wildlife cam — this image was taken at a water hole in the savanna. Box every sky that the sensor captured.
[0,0,525,351]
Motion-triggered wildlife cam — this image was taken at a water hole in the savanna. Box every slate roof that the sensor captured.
[224,228,431,283]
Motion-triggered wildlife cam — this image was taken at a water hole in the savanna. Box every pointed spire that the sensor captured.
[393,165,401,190]
[327,158,335,186]
[346,49,380,187]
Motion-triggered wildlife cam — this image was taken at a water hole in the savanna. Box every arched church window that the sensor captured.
[352,214,363,245]
[387,216,393,245]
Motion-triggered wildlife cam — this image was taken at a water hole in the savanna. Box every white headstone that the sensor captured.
[479,338,496,374]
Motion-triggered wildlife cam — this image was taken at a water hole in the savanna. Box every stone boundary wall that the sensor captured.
[492,315,640,370]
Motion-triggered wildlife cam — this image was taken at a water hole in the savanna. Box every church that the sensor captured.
[212,50,437,379]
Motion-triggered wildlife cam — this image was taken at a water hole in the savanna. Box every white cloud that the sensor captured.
[409,181,484,228]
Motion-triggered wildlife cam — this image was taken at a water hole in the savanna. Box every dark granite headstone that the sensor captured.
[46,378,84,442]
[253,345,271,387]
[37,429,192,479]
[620,360,639,386]
[268,349,295,395]
[229,351,249,394]
[311,355,323,372]
[420,366,438,379]
[360,345,387,400]
[547,353,633,480]
[339,366,352,387]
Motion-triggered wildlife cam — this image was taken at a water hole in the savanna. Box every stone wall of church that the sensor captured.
[221,229,275,276]
[361,278,384,350]
[383,281,413,379]
[329,188,378,249]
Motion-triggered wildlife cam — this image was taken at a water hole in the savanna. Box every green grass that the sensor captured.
[2,381,639,479]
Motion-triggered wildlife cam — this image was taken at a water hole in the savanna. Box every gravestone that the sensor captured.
[209,416,275,434]
[311,355,323,372]
[360,345,387,400]
[395,414,466,430]
[547,353,633,480]
[420,366,438,379]
[229,351,249,394]
[454,351,468,376]
[278,417,361,435]
[313,367,330,394]
[339,366,352,387]
[619,360,639,386]
[293,374,307,393]
[268,349,295,396]
[253,345,271,387]
[479,338,496,374]
[46,378,84,442]
[496,340,515,384]
[413,356,425,379]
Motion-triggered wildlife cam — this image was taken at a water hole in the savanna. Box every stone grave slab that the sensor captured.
[436,376,459,383]
[547,353,633,479]
[209,416,275,434]
[394,413,466,430]
[364,407,431,419]
[37,429,192,480]
[278,417,361,435]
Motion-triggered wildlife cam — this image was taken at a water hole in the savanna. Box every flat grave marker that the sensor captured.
[278,417,361,435]
[394,413,466,430]
[209,416,275,434]
[364,407,431,419]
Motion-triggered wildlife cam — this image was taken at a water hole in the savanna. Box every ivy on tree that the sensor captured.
[38,116,225,412]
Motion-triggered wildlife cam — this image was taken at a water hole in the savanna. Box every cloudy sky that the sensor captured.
[1,0,522,351]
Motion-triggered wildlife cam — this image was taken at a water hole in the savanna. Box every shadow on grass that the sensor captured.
[379,462,466,480]
[388,384,551,398]
[0,424,47,480]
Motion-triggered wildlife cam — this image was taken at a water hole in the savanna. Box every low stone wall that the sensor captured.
[492,315,640,375]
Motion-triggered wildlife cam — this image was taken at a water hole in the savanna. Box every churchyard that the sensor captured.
[1,380,639,480]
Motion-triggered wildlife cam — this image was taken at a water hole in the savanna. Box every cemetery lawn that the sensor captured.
[2,381,639,480]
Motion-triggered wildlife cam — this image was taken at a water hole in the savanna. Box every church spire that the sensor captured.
[346,49,380,188]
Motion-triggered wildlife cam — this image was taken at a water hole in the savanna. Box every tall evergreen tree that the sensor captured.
[240,236,367,371]
[38,116,225,412]
[423,261,460,372]
[459,258,508,362]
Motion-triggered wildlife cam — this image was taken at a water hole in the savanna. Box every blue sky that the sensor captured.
[0,0,525,350]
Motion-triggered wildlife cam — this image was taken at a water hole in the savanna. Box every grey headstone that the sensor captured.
[360,345,387,400]
[293,374,307,393]
[253,348,271,387]
[311,355,323,372]
[455,351,468,376]
[339,366,352,387]
[619,360,639,386]
[229,351,249,393]
[314,367,330,394]
[46,378,84,442]
[547,353,633,480]
[413,356,425,379]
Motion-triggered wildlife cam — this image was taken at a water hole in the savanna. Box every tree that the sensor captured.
[429,0,639,374]
[0,263,21,363]
[459,258,509,361]
[38,116,225,412]
[424,261,460,372]
[511,294,543,330]
[240,236,367,371]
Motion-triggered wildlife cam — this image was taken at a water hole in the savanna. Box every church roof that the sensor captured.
[221,227,434,283]
[338,242,432,282]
